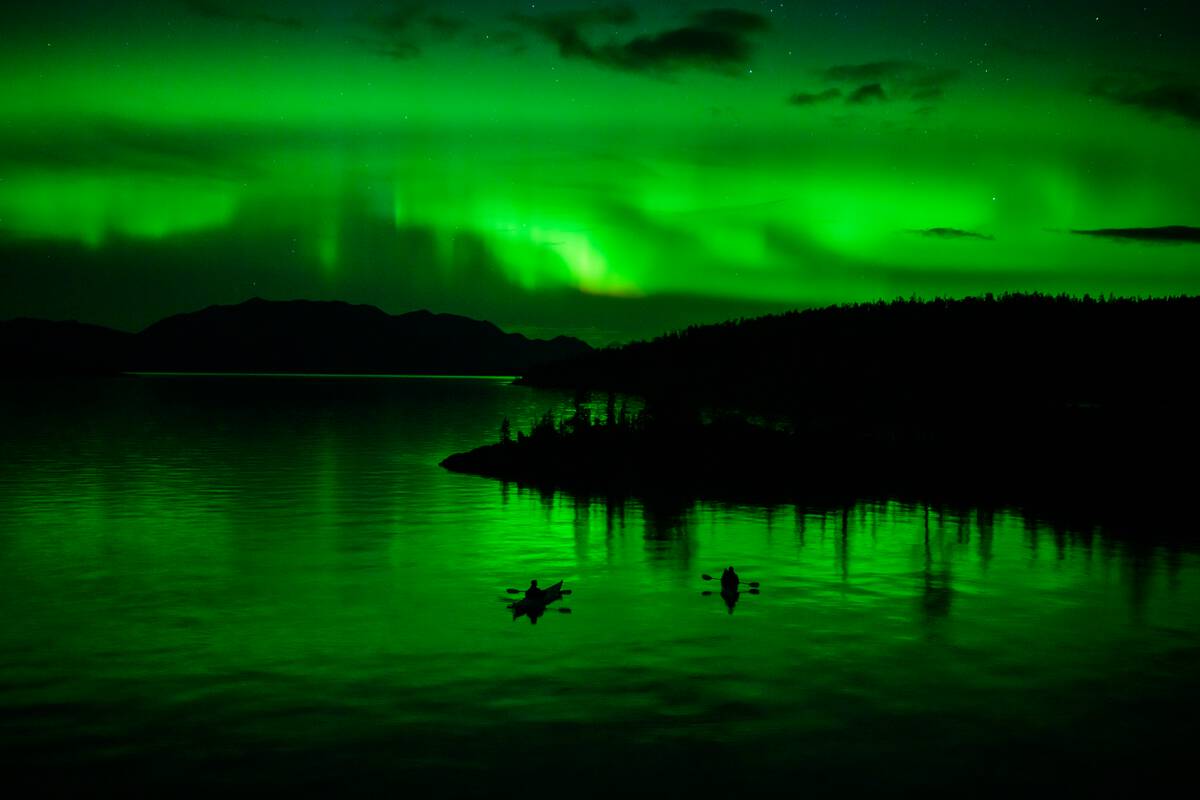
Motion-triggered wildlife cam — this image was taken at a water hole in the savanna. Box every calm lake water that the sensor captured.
[1,376,1198,795]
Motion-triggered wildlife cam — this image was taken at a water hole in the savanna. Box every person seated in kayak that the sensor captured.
[721,567,740,592]
[525,580,545,601]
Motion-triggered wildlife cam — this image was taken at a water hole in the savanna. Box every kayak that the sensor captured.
[510,580,564,615]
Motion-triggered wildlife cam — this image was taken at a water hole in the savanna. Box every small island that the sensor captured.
[443,294,1200,522]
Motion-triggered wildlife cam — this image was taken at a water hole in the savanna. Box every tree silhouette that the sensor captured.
[444,294,1200,526]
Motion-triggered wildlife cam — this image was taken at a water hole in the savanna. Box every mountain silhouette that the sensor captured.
[0,319,134,376]
[2,298,590,375]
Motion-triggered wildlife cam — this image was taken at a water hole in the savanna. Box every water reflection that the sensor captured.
[700,586,762,615]
[641,500,697,569]
[700,588,741,614]
[920,512,954,630]
[1,377,1199,793]
[977,508,995,568]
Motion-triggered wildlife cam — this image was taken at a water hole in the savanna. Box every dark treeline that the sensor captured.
[441,386,1197,522]
[445,295,1200,523]
[519,294,1200,423]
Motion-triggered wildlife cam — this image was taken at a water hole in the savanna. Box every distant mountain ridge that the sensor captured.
[1,298,591,376]
[0,318,134,376]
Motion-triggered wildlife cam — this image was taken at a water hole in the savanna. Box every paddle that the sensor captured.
[701,574,760,588]
[505,588,573,595]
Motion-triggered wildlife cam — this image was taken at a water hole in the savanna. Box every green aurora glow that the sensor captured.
[2,1,1198,341]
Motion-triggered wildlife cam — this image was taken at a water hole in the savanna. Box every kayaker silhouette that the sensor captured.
[721,566,740,592]
[525,579,545,601]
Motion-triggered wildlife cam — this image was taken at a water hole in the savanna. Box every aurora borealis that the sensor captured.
[2,1,1198,342]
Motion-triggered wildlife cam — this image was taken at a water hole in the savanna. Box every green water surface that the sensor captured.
[1,376,1197,794]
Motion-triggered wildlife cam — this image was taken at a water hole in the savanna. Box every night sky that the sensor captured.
[2,1,1198,342]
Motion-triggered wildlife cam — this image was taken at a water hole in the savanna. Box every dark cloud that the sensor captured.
[789,88,842,106]
[904,67,962,92]
[847,84,887,105]
[1092,78,1200,125]
[513,6,769,75]
[1071,226,1200,244]
[367,39,422,60]
[792,61,959,110]
[370,3,424,32]
[358,3,468,60]
[688,9,770,34]
[609,26,757,73]
[813,60,961,105]
[183,0,306,30]
[424,13,468,37]
[912,228,994,241]
[370,3,466,36]
[510,6,636,60]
